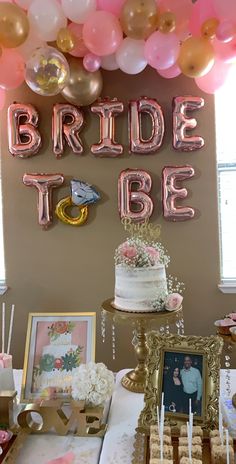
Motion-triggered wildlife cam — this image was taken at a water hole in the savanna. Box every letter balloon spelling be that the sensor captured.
[162,166,195,221]
[118,169,153,223]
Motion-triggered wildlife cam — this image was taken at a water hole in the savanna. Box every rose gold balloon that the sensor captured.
[0,2,29,48]
[52,103,84,158]
[91,98,124,157]
[61,57,103,107]
[172,96,205,151]
[162,165,195,221]
[158,12,176,34]
[8,103,41,158]
[120,0,159,40]
[129,97,165,154]
[118,169,153,223]
[178,37,215,78]
[23,173,64,229]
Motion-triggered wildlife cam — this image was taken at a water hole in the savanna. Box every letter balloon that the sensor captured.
[162,166,195,221]
[23,173,64,229]
[91,98,124,157]
[129,97,165,154]
[8,103,41,158]
[118,169,153,223]
[52,103,84,158]
[172,96,205,151]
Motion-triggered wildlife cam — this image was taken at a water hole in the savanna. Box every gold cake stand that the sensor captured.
[101,298,183,394]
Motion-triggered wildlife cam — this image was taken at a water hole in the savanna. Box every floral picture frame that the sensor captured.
[21,312,96,402]
[138,333,223,431]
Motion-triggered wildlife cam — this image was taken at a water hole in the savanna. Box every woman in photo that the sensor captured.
[164,366,184,413]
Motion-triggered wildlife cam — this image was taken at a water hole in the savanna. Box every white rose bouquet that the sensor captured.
[71,362,114,406]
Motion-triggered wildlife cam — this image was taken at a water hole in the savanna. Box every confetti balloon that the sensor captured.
[25,46,69,96]
[0,2,29,48]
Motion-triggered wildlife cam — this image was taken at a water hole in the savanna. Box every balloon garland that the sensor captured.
[0,0,235,108]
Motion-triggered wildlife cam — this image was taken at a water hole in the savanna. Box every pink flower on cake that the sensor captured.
[53,322,68,334]
[145,246,160,263]
[120,242,137,259]
[165,293,183,311]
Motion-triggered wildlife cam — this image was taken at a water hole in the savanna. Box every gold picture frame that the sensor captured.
[138,333,223,431]
[21,312,96,403]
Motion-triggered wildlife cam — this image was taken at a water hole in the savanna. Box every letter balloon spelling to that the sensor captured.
[52,103,84,158]
[118,169,153,223]
[172,96,205,151]
[23,174,64,229]
[129,97,164,154]
[162,166,195,221]
[8,103,41,158]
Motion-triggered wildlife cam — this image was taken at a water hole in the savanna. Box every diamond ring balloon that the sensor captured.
[25,46,70,96]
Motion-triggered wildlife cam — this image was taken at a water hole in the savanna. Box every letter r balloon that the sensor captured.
[52,103,84,158]
[118,169,153,223]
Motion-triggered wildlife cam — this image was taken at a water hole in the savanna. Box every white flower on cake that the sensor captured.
[71,362,114,406]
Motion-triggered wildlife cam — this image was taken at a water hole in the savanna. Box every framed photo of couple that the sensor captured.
[139,333,224,430]
[21,312,96,403]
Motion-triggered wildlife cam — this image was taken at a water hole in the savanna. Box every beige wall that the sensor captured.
[1,67,236,371]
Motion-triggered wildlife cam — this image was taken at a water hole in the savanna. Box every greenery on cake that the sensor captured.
[152,275,185,312]
[35,346,83,375]
[114,237,170,268]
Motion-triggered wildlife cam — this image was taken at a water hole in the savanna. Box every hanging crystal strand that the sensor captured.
[225,343,232,398]
[101,309,106,343]
[180,317,185,335]
[132,329,138,347]
[165,321,170,335]
[112,323,116,360]
[159,325,165,335]
[176,314,181,335]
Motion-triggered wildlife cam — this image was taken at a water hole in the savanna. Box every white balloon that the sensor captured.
[15,0,33,8]
[61,0,96,24]
[28,0,67,42]
[116,38,147,75]
[101,53,119,71]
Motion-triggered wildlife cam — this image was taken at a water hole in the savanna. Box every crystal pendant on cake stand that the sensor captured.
[101,298,184,394]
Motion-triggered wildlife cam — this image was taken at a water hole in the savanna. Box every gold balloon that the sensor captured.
[0,2,29,48]
[57,28,76,53]
[158,12,176,34]
[201,18,219,40]
[178,37,215,78]
[61,57,103,107]
[120,0,159,40]
[56,197,88,226]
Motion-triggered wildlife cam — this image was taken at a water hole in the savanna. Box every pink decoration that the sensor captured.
[0,88,5,111]
[0,353,12,368]
[8,103,42,158]
[195,59,231,94]
[83,53,101,72]
[159,0,193,36]
[52,103,84,158]
[157,63,181,79]
[145,246,160,263]
[23,173,64,229]
[129,97,164,154]
[189,0,217,37]
[0,48,25,90]
[165,293,183,311]
[172,96,205,151]
[0,430,12,444]
[121,243,137,259]
[68,23,89,57]
[213,0,236,22]
[118,169,153,223]
[97,0,126,16]
[162,165,195,221]
[216,20,235,43]
[46,452,75,464]
[144,31,180,70]
[214,37,236,63]
[83,11,123,57]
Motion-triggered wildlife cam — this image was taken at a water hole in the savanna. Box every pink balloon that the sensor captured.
[0,49,25,89]
[0,88,5,111]
[83,53,101,72]
[214,37,236,63]
[97,0,126,16]
[83,11,123,57]
[157,63,181,79]
[68,23,89,58]
[216,20,235,43]
[195,59,232,94]
[213,0,236,21]
[189,0,217,37]
[159,0,193,36]
[144,31,180,70]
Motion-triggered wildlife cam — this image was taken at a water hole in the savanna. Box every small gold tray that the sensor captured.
[132,431,236,464]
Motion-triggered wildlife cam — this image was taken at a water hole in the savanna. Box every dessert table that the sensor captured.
[9,369,236,463]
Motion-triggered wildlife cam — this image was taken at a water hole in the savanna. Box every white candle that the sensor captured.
[1,302,5,354]
[160,403,165,461]
[219,400,223,444]
[7,304,15,355]
[225,429,230,464]
[187,421,192,462]
[157,405,160,434]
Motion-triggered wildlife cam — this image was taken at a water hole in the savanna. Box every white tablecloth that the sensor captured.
[11,368,236,464]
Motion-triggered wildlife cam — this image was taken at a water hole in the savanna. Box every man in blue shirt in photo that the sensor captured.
[180,355,202,415]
